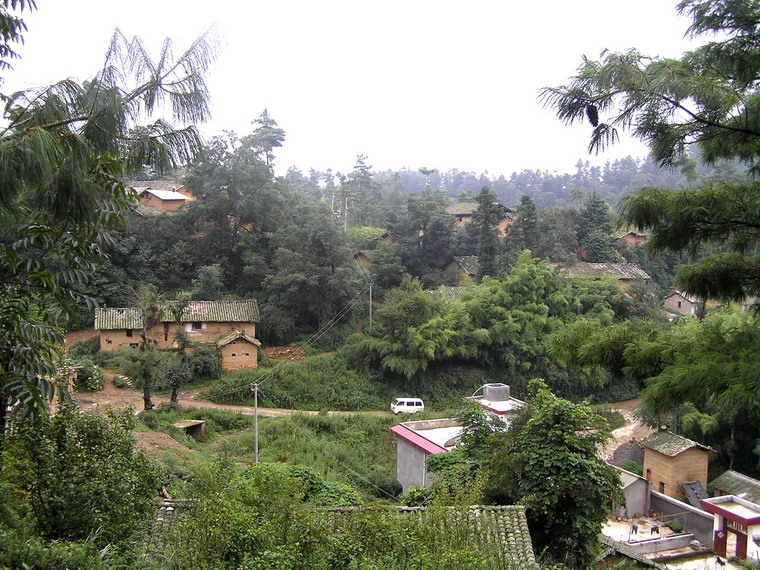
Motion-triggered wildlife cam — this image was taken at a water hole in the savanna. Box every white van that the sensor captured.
[391,398,425,415]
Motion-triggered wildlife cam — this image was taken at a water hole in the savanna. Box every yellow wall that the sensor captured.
[100,321,257,351]
[220,340,258,370]
[643,447,708,502]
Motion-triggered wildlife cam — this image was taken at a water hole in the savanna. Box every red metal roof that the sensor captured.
[390,424,447,455]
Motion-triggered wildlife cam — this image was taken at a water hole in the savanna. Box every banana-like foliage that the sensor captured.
[0,7,219,424]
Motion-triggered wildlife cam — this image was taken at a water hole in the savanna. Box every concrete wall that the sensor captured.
[614,475,651,519]
[650,491,714,546]
[396,439,436,494]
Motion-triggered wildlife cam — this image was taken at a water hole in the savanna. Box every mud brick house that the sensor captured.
[94,299,260,370]
[129,180,195,212]
[444,201,515,237]
[559,262,651,290]
[640,430,712,503]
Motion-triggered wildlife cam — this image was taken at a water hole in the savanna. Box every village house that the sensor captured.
[711,470,760,505]
[640,430,712,504]
[558,262,651,290]
[662,289,701,316]
[615,230,648,249]
[390,383,523,493]
[129,180,195,212]
[443,255,478,283]
[444,201,515,237]
[353,250,376,267]
[702,495,760,561]
[94,299,260,371]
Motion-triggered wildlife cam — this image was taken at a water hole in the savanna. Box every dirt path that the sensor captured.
[601,397,655,459]
[76,375,650,455]
[74,373,390,418]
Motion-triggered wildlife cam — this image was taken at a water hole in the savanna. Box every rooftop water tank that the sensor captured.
[483,383,510,402]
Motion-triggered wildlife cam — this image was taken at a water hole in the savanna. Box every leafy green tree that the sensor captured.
[507,195,539,254]
[262,202,363,329]
[542,0,760,302]
[2,405,158,545]
[485,379,621,567]
[473,187,502,279]
[0,21,218,424]
[245,109,285,167]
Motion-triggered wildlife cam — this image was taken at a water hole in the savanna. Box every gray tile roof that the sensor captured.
[445,202,514,218]
[639,431,712,456]
[217,331,262,347]
[94,307,143,330]
[95,300,260,330]
[325,505,535,567]
[450,255,479,275]
[560,262,651,280]
[711,470,760,503]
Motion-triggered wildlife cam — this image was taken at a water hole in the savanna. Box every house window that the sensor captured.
[191,322,202,331]
[129,343,139,348]
[231,353,237,357]
[126,329,133,337]
[243,352,250,357]
[164,322,170,342]
[677,301,682,308]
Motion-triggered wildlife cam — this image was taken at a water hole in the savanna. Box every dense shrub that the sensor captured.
[67,336,100,359]
[72,358,105,391]
[2,405,159,546]
[207,355,388,410]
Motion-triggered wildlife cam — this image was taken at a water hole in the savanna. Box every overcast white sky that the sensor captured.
[6,1,698,178]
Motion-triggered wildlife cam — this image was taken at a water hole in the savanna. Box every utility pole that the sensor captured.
[368,283,373,335]
[251,383,259,463]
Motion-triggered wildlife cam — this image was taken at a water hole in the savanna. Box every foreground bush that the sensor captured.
[2,405,159,546]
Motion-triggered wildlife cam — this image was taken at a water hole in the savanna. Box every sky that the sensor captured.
[5,1,699,178]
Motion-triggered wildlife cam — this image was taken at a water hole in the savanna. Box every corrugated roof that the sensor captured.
[325,506,535,566]
[560,262,651,280]
[390,424,448,455]
[711,470,760,503]
[138,189,188,201]
[95,300,260,330]
[640,431,712,456]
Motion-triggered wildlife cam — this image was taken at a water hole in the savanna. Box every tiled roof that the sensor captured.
[664,290,700,304]
[95,300,260,330]
[217,331,262,347]
[711,470,760,503]
[355,250,375,261]
[325,505,535,566]
[560,262,651,280]
[450,255,479,275]
[640,431,712,456]
[445,201,479,215]
[128,180,184,192]
[445,202,513,218]
[161,300,260,323]
[94,307,143,330]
